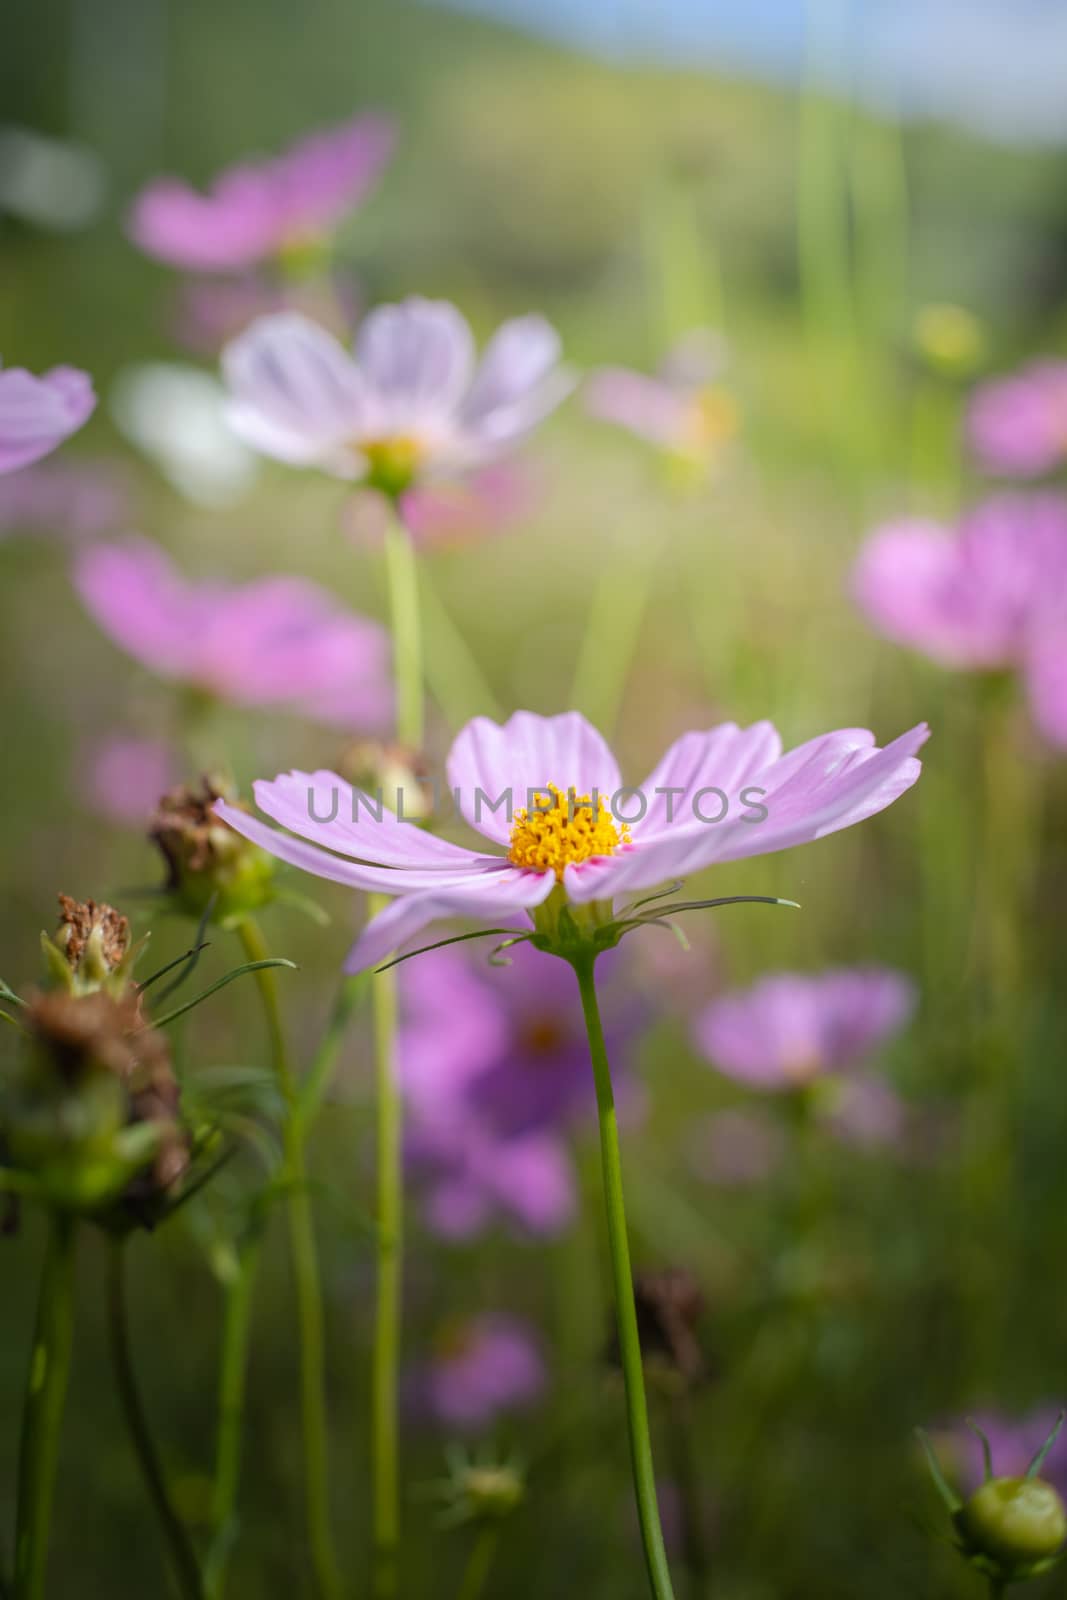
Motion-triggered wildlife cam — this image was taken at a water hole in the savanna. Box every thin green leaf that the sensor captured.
[966,1418,994,1483]
[137,940,211,996]
[1027,1411,1065,1479]
[647,894,801,917]
[0,1008,24,1032]
[0,980,26,1008]
[915,1428,962,1513]
[149,959,297,1029]
[488,934,537,967]
[298,973,368,1130]
[622,880,685,914]
[155,896,218,1003]
[374,928,517,975]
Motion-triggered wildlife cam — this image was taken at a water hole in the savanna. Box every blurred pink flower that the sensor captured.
[398,943,643,1238]
[0,361,95,474]
[585,329,737,468]
[171,273,360,357]
[968,361,1067,477]
[1026,633,1067,749]
[86,734,180,826]
[216,712,928,976]
[941,1408,1067,1497]
[128,113,394,272]
[0,457,130,540]
[416,1315,546,1430]
[852,495,1067,670]
[686,1108,786,1186]
[343,462,537,552]
[693,968,916,1091]
[74,537,392,729]
[826,1074,907,1147]
[221,299,573,488]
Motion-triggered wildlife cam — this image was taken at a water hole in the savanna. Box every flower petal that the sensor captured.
[222,312,367,468]
[0,364,96,474]
[446,710,623,845]
[461,315,562,424]
[355,298,475,429]
[215,798,504,895]
[252,768,493,869]
[343,871,554,973]
[633,721,783,839]
[74,538,198,679]
[565,723,928,900]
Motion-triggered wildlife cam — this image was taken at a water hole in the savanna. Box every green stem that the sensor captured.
[571,954,678,1600]
[383,507,424,749]
[236,918,342,1600]
[668,1398,709,1600]
[417,561,503,728]
[107,1241,205,1600]
[13,1214,76,1600]
[370,900,402,1600]
[455,1525,499,1600]
[206,1237,263,1600]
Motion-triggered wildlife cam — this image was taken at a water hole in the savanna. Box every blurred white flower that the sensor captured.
[0,126,106,231]
[109,363,259,507]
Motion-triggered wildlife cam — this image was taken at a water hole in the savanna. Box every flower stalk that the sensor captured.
[236,916,342,1600]
[370,892,402,1600]
[12,1214,77,1600]
[571,950,678,1600]
[107,1240,205,1600]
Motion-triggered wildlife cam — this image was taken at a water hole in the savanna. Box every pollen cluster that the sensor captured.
[507,784,630,881]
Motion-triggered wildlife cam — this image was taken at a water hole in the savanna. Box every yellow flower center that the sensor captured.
[361,434,425,497]
[683,386,739,454]
[507,784,630,882]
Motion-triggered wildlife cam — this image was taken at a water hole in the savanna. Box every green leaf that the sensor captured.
[1026,1411,1065,1479]
[0,979,26,1008]
[966,1418,994,1483]
[915,1428,962,1513]
[137,940,212,996]
[149,958,297,1029]
[374,927,518,975]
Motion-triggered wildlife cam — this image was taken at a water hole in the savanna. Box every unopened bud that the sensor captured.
[149,776,275,926]
[957,1477,1067,1574]
[337,739,436,823]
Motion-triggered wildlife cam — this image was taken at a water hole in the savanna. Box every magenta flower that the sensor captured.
[1027,633,1067,749]
[0,458,129,541]
[221,299,573,490]
[0,360,95,474]
[414,1315,546,1430]
[128,113,394,273]
[944,1409,1067,1497]
[74,537,392,729]
[214,710,927,975]
[693,967,916,1090]
[398,943,642,1238]
[86,734,180,826]
[852,496,1067,670]
[968,361,1067,477]
[585,329,737,467]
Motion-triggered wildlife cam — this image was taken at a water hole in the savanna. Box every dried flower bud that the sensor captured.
[149,776,275,926]
[4,988,190,1223]
[608,1267,708,1393]
[957,1478,1067,1576]
[42,894,135,995]
[337,739,436,823]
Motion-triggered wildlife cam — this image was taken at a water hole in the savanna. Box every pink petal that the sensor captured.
[634,721,783,839]
[252,768,491,868]
[446,710,623,845]
[354,298,475,429]
[222,312,368,469]
[343,871,554,973]
[0,364,96,474]
[74,538,199,678]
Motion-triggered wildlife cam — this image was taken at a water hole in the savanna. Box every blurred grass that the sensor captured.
[2,1,1067,1598]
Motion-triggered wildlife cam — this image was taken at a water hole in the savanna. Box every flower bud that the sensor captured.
[337,738,436,823]
[431,1447,526,1528]
[4,988,190,1223]
[957,1477,1067,1573]
[41,894,135,996]
[149,776,275,927]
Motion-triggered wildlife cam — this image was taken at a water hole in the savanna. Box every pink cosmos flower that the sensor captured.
[852,496,1067,670]
[221,299,573,487]
[74,537,392,729]
[214,710,928,975]
[585,329,737,467]
[693,967,916,1090]
[0,360,95,474]
[398,943,643,1238]
[0,458,130,541]
[128,113,394,273]
[171,273,360,357]
[968,361,1067,477]
[86,734,181,826]
[414,1315,546,1430]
